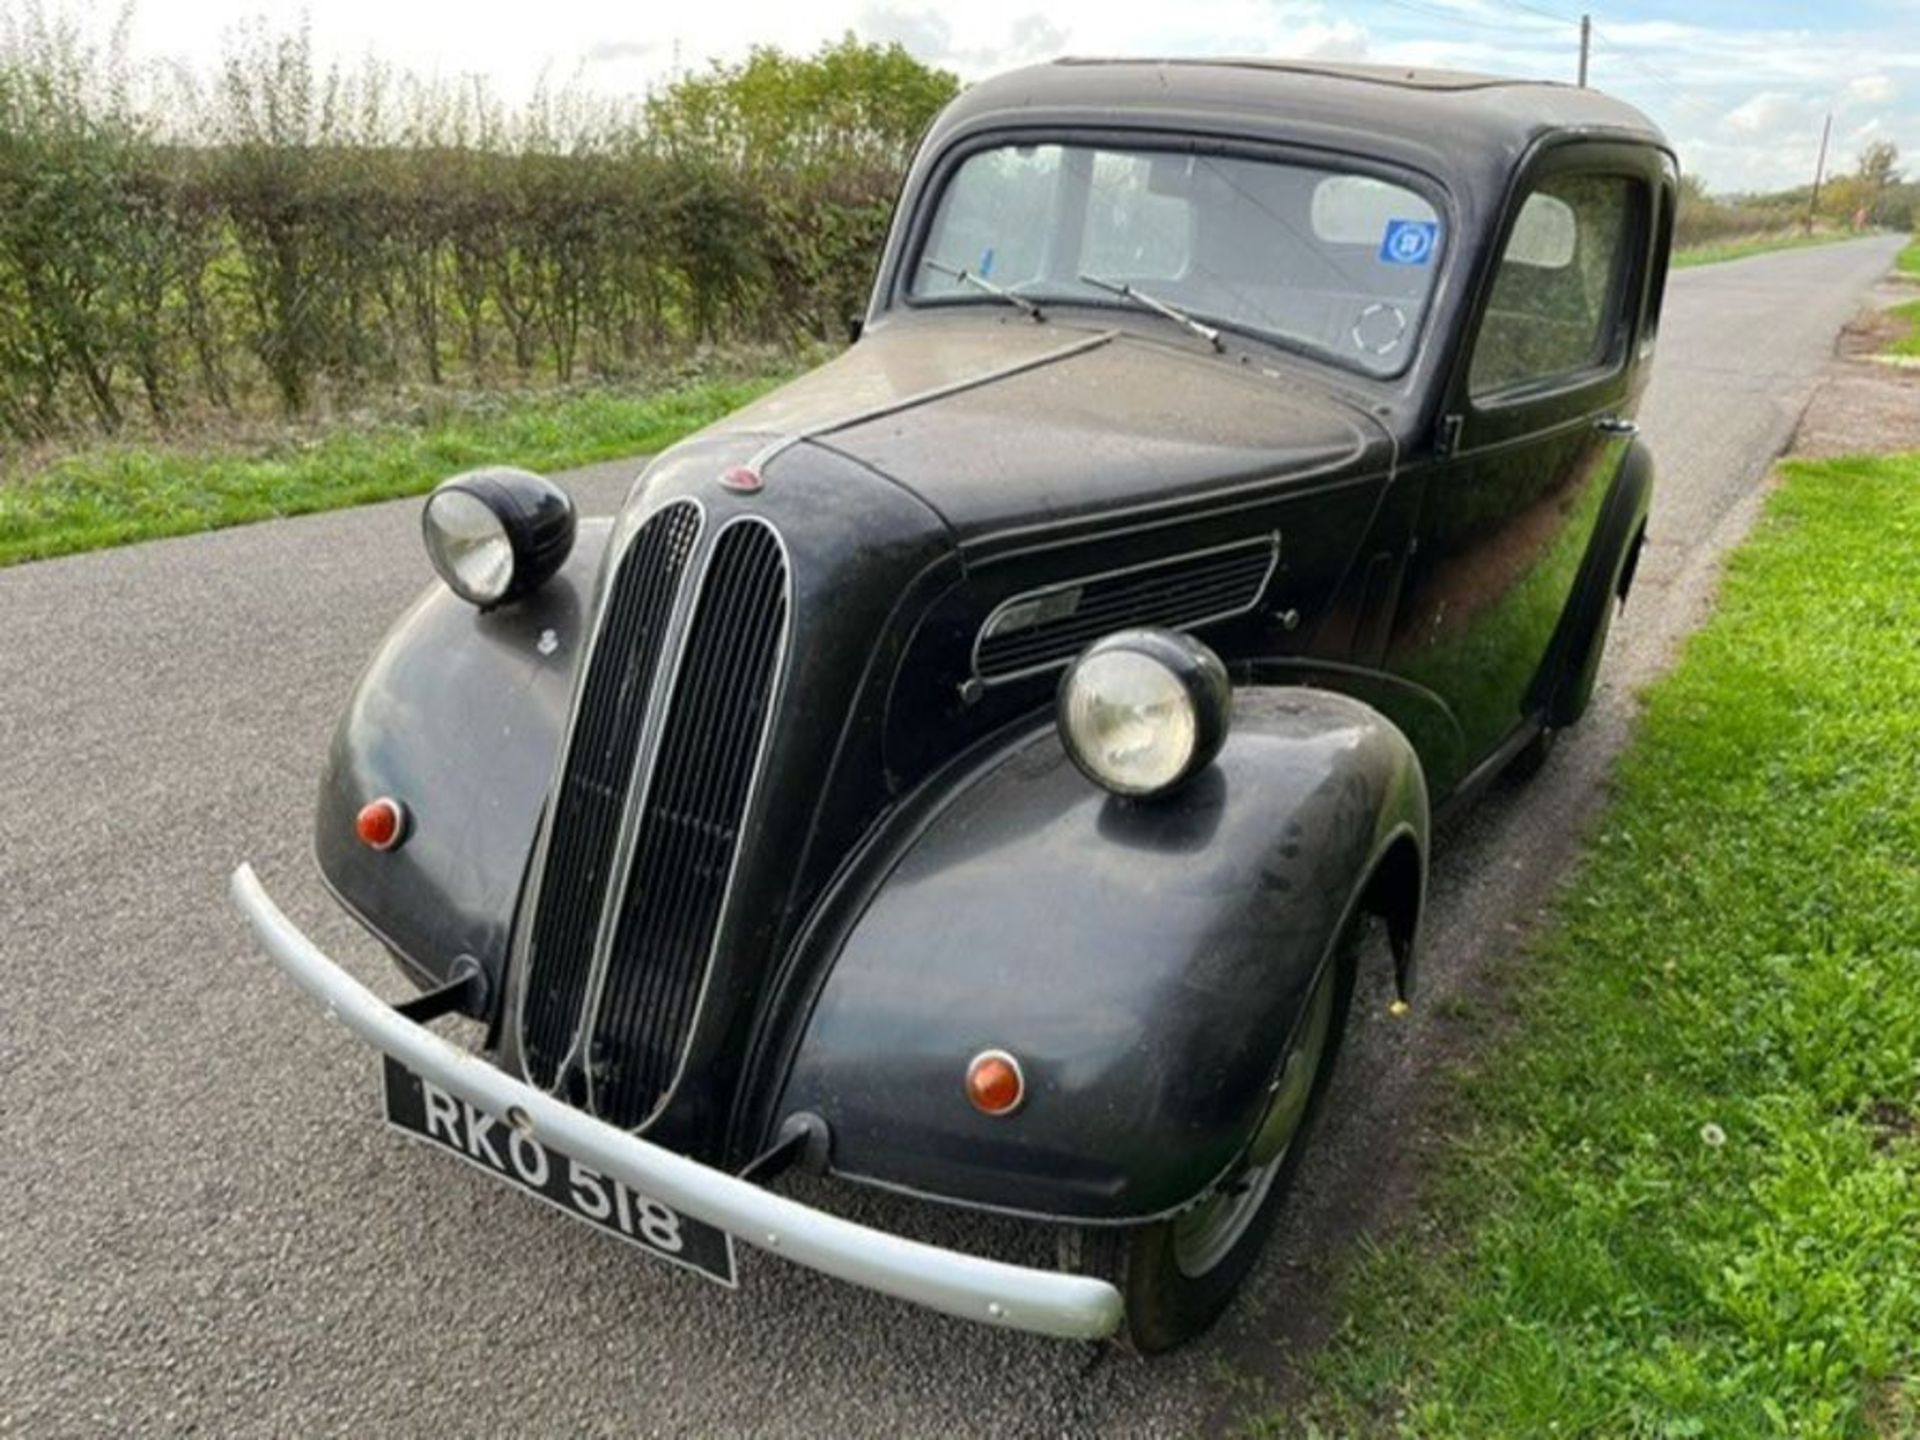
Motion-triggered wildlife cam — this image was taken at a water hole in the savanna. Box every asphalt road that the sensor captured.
[0,234,1902,1438]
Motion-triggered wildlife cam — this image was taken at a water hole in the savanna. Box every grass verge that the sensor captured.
[1886,298,1920,359]
[1276,452,1920,1438]
[0,373,790,567]
[1897,237,1920,278]
[1672,230,1861,269]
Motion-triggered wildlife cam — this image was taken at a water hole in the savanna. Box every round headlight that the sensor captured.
[423,468,576,608]
[1057,629,1231,798]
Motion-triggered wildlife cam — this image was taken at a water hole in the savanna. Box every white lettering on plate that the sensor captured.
[422,1081,461,1144]
[568,1160,612,1220]
[634,1196,684,1253]
[463,1102,503,1168]
[508,1129,550,1188]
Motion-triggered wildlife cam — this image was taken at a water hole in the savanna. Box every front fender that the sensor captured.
[314,519,611,1001]
[773,687,1427,1222]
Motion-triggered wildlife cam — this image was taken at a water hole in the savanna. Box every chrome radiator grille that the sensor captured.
[588,519,789,1128]
[517,504,789,1129]
[520,500,701,1089]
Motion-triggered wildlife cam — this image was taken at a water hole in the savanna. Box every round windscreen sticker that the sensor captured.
[1352,302,1408,356]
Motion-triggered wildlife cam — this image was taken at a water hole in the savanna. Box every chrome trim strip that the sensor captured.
[745,329,1117,475]
[970,530,1281,686]
[509,498,706,1094]
[231,865,1123,1341]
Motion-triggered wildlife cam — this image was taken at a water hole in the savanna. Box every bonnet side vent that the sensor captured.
[973,533,1278,684]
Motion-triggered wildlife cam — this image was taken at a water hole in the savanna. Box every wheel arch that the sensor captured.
[769,684,1430,1223]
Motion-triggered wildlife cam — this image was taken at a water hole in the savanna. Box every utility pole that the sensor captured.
[1806,112,1832,234]
[1577,13,1591,87]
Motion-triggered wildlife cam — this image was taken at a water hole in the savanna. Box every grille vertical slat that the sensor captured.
[519,502,700,1088]
[589,520,789,1129]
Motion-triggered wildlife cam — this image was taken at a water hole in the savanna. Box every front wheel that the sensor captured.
[1066,932,1354,1352]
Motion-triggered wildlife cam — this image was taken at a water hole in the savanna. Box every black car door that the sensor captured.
[1383,145,1654,790]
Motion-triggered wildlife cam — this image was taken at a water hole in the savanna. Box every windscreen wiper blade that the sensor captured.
[1077,272,1223,352]
[921,258,1045,321]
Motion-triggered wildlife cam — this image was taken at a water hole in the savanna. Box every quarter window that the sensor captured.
[1469,175,1634,398]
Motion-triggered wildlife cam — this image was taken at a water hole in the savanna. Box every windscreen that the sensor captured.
[911,143,1445,377]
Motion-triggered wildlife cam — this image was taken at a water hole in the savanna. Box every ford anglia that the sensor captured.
[232,58,1674,1350]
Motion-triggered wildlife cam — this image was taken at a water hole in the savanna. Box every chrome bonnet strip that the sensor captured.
[746,329,1117,474]
[231,865,1123,1341]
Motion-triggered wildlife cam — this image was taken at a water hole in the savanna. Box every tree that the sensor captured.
[1857,140,1901,194]
[644,35,958,175]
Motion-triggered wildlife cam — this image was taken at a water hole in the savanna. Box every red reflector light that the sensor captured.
[355,797,407,852]
[965,1050,1025,1116]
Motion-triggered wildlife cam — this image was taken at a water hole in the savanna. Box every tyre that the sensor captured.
[1065,924,1358,1352]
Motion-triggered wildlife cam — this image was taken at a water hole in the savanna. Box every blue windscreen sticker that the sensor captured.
[1380,219,1439,265]
[979,247,996,277]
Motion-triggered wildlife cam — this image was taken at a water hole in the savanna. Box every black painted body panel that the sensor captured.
[315,520,609,1001]
[775,689,1426,1220]
[720,323,1386,551]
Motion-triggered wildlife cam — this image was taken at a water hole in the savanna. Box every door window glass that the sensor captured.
[1470,174,1634,397]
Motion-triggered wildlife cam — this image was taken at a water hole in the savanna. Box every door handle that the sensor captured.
[1594,414,1640,436]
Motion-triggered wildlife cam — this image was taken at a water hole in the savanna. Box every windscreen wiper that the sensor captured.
[921,258,1045,321]
[1077,272,1223,352]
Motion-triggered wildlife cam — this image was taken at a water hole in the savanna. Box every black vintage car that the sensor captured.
[234,59,1673,1350]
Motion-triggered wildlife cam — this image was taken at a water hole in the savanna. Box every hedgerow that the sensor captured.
[0,12,955,439]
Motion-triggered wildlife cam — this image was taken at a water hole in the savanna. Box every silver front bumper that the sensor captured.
[229,864,1123,1340]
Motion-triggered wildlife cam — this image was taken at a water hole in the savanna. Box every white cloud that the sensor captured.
[1848,73,1897,105]
[64,0,1916,193]
[1725,92,1812,137]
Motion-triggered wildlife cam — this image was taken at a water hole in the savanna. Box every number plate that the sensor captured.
[381,1056,736,1286]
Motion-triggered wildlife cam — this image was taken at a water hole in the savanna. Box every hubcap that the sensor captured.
[1171,958,1340,1278]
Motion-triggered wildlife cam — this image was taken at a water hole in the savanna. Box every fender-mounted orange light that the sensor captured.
[355,797,408,852]
[965,1049,1026,1116]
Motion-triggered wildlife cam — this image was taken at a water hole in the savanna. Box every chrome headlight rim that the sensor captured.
[1056,628,1232,799]
[422,467,577,609]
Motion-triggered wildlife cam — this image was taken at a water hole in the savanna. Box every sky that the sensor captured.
[103,0,1920,195]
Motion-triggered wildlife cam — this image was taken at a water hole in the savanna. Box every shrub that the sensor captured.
[0,14,959,439]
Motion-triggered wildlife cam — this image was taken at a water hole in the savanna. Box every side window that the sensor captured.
[1469,174,1636,399]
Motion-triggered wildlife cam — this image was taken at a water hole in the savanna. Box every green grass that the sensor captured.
[0,374,790,567]
[1276,453,1920,1438]
[1887,298,1920,359]
[1896,237,1920,278]
[1671,230,1859,269]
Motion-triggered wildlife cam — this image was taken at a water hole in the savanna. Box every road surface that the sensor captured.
[0,235,1901,1437]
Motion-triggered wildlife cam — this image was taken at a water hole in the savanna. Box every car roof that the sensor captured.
[923,58,1667,207]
